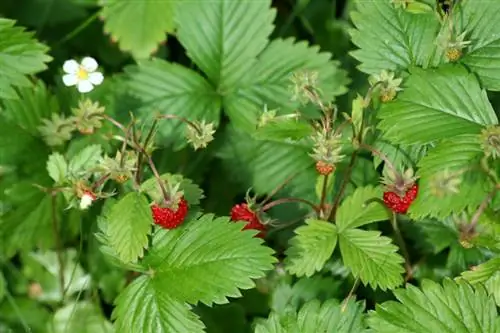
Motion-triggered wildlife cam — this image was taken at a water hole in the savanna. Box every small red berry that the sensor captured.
[230,203,266,238]
[315,161,335,176]
[151,197,188,229]
[383,184,419,214]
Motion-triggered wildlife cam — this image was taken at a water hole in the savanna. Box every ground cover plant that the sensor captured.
[0,0,499,332]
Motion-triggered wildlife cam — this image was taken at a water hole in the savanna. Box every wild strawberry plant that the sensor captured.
[0,0,499,332]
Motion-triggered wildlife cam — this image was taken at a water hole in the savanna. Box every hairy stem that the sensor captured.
[319,174,329,217]
[50,193,65,300]
[390,212,412,281]
[466,185,499,233]
[328,150,358,221]
[261,171,302,206]
[261,197,319,214]
[341,278,361,312]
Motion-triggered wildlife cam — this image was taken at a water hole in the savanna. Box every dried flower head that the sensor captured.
[310,126,345,167]
[437,29,471,62]
[72,98,105,134]
[185,120,216,150]
[381,167,418,197]
[258,105,279,127]
[480,125,500,159]
[38,113,76,146]
[289,70,321,105]
[369,70,403,102]
[98,150,137,183]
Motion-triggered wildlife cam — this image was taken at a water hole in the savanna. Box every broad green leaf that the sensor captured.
[461,258,500,306]
[0,272,5,303]
[100,0,175,59]
[335,186,387,232]
[373,138,428,170]
[140,173,204,205]
[459,1,500,91]
[47,153,68,184]
[143,214,276,305]
[175,0,276,90]
[68,144,102,178]
[50,301,113,333]
[0,298,51,332]
[0,118,37,164]
[349,0,443,74]
[125,60,221,148]
[2,80,58,133]
[409,134,491,219]
[285,219,338,277]
[224,38,348,129]
[0,19,52,99]
[113,276,205,333]
[378,66,498,145]
[368,279,499,333]
[255,299,367,333]
[339,228,405,290]
[106,193,152,263]
[254,119,313,142]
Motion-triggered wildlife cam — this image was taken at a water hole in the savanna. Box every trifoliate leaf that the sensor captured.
[47,153,68,185]
[285,219,338,277]
[143,214,276,305]
[105,193,152,264]
[459,1,500,91]
[378,66,498,145]
[0,19,52,99]
[125,60,221,149]
[368,278,499,332]
[175,0,276,91]
[255,299,367,333]
[50,301,113,333]
[2,80,58,133]
[140,173,204,205]
[349,0,443,74]
[335,186,387,232]
[68,144,103,179]
[409,134,491,219]
[339,228,405,290]
[113,276,205,333]
[100,0,175,59]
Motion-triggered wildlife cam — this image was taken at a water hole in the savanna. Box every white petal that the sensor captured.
[77,80,94,93]
[62,74,78,86]
[81,57,98,72]
[63,59,79,74]
[88,72,104,85]
[79,194,94,210]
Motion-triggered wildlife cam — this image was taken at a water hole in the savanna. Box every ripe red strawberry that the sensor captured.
[230,203,266,238]
[315,161,335,176]
[151,197,188,229]
[383,184,419,214]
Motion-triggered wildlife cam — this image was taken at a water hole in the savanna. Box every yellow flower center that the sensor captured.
[77,67,89,80]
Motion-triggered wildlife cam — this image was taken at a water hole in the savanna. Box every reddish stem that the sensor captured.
[261,197,320,215]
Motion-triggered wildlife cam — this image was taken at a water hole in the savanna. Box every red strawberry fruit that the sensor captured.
[151,197,188,229]
[315,161,335,176]
[383,184,419,214]
[230,203,266,238]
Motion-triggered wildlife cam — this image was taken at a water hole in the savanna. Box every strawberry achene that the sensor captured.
[383,184,418,214]
[151,197,188,229]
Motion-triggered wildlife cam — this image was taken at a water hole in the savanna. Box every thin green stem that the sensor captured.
[319,174,329,217]
[328,150,358,221]
[466,186,499,233]
[5,290,31,332]
[50,193,65,301]
[390,212,412,281]
[56,11,100,46]
[261,197,319,214]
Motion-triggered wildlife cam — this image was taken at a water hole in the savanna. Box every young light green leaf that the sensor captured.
[47,153,68,184]
[175,0,276,90]
[125,60,221,148]
[50,301,113,333]
[335,186,387,232]
[105,193,152,264]
[339,228,405,290]
[409,134,491,219]
[255,299,367,333]
[100,0,175,59]
[0,19,52,99]
[368,279,499,332]
[113,276,205,333]
[285,219,338,277]
[68,144,102,178]
[143,214,276,306]
[378,66,498,145]
[349,0,443,74]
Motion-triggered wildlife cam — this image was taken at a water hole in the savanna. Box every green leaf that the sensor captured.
[47,153,68,184]
[100,0,175,59]
[224,38,348,129]
[254,119,313,142]
[335,186,387,232]
[373,138,428,170]
[125,60,221,148]
[68,144,102,178]
[105,193,152,263]
[339,228,405,290]
[459,1,500,91]
[175,0,276,90]
[50,301,113,333]
[378,66,498,145]
[0,19,52,99]
[368,278,500,332]
[0,118,37,165]
[0,272,5,303]
[255,299,367,333]
[113,276,205,333]
[143,214,276,305]
[409,134,491,219]
[140,173,204,205]
[349,0,443,74]
[285,219,338,277]
[461,258,500,306]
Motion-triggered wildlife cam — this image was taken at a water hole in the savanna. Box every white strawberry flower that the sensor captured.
[62,57,104,93]
[79,191,96,210]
